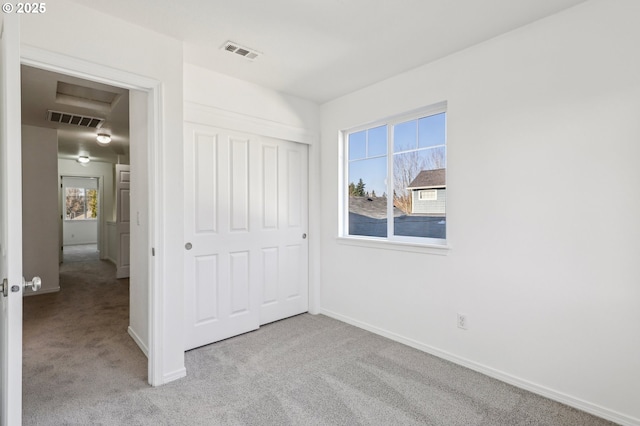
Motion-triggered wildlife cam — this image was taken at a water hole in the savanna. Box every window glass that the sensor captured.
[393,120,416,153]
[348,130,366,160]
[345,106,446,243]
[367,125,387,157]
[65,187,97,220]
[347,126,388,238]
[418,112,446,148]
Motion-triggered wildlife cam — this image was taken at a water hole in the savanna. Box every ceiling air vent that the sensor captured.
[47,110,105,128]
[222,41,261,61]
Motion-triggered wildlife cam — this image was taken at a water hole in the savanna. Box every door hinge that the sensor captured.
[151,247,155,256]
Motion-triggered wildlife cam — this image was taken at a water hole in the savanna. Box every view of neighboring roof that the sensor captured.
[407,168,446,189]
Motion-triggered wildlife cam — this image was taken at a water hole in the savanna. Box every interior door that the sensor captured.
[115,164,130,279]
[183,124,309,350]
[258,136,309,325]
[0,14,23,426]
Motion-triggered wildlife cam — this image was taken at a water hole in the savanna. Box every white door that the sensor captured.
[115,164,130,279]
[0,14,23,426]
[258,136,309,326]
[184,124,309,350]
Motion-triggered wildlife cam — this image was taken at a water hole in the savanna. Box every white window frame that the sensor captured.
[62,177,99,222]
[64,186,98,221]
[339,102,449,252]
[419,189,438,201]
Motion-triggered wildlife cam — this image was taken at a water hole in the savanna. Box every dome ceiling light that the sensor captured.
[96,133,111,144]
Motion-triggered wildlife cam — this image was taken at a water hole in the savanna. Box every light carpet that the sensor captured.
[22,260,616,425]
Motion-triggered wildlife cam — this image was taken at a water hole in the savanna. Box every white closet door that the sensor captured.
[258,136,309,326]
[184,124,308,350]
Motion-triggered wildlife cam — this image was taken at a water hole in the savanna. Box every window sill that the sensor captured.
[336,236,451,255]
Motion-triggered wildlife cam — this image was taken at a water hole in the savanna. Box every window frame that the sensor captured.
[339,102,450,251]
[419,189,438,201]
[64,186,99,222]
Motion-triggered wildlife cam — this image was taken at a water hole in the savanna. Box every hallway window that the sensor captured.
[63,177,99,221]
[65,187,97,220]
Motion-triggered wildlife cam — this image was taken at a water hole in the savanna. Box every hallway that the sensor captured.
[22,259,147,424]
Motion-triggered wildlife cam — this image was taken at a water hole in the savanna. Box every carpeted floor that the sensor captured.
[22,259,617,425]
[62,243,100,263]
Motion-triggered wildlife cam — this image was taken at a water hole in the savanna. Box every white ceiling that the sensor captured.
[22,0,588,163]
[21,65,130,164]
[68,0,587,103]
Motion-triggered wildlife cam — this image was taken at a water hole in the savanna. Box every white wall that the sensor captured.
[184,64,319,136]
[58,160,115,255]
[62,220,97,245]
[319,1,640,424]
[23,0,185,384]
[22,125,59,294]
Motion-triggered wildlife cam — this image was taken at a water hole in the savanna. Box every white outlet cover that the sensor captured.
[457,313,468,330]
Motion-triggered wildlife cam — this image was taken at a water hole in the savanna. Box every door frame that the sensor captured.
[20,46,166,385]
[59,175,103,259]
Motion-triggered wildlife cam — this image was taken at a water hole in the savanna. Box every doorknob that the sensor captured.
[0,277,39,296]
[185,242,192,250]
[23,276,41,292]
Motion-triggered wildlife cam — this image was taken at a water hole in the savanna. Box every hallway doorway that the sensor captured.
[22,256,148,424]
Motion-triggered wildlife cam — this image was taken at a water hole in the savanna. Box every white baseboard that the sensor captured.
[23,286,60,297]
[319,309,639,426]
[127,326,149,358]
[163,367,187,385]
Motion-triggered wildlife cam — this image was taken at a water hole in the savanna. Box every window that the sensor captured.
[63,177,98,220]
[343,103,446,244]
[419,190,437,201]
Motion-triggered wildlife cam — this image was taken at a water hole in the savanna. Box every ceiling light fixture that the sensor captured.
[96,133,111,144]
[77,155,90,164]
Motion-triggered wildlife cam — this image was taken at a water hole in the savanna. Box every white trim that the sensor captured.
[341,102,448,247]
[319,309,639,426]
[307,142,322,315]
[20,46,166,387]
[184,101,316,145]
[163,368,187,384]
[20,45,161,90]
[127,326,149,358]
[336,236,450,255]
[148,82,165,386]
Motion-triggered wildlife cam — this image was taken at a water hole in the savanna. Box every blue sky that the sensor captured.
[348,113,446,196]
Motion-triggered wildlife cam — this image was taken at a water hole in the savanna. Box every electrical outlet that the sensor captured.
[457,313,468,330]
